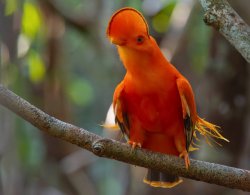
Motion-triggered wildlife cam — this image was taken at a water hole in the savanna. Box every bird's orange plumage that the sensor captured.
[107,7,228,188]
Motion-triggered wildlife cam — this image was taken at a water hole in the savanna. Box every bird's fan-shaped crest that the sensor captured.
[106,7,150,38]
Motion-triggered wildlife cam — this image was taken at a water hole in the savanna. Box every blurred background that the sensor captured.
[0,0,249,194]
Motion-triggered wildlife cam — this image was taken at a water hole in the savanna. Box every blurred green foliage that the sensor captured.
[4,0,18,15]
[152,1,176,33]
[67,78,94,106]
[27,50,46,83]
[15,117,45,172]
[21,2,42,39]
[187,6,212,74]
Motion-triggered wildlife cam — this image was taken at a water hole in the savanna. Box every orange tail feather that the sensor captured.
[143,169,183,188]
[194,117,229,147]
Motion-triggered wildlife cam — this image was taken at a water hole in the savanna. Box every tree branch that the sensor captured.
[199,0,250,63]
[0,84,249,191]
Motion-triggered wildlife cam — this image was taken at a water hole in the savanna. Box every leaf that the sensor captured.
[21,2,42,39]
[67,78,94,106]
[28,51,46,83]
[4,0,18,15]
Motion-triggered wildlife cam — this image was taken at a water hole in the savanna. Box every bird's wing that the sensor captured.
[176,77,196,152]
[113,81,130,140]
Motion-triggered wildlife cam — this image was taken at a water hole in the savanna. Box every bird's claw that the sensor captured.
[127,140,142,149]
[179,150,190,169]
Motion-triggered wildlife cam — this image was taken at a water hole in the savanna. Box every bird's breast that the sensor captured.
[124,80,183,134]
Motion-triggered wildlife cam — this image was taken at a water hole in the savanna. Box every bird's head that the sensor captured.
[107,8,151,51]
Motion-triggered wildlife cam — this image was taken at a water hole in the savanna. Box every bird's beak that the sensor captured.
[110,37,126,46]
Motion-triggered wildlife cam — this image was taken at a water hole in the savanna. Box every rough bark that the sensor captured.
[199,0,250,63]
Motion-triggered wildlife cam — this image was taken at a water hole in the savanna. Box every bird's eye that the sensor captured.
[136,36,144,44]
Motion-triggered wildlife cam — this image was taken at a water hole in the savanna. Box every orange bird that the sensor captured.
[106,7,228,188]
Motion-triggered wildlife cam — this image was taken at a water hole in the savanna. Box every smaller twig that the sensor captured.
[199,0,250,63]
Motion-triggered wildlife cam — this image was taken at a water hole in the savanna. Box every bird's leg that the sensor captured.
[127,140,142,149]
[127,122,144,149]
[174,133,190,169]
[179,150,190,169]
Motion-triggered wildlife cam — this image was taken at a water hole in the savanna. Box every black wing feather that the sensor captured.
[115,112,130,141]
[184,115,194,152]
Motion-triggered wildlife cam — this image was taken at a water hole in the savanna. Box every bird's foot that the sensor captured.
[179,150,190,169]
[127,140,142,149]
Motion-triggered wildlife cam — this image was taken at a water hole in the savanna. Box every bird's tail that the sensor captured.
[143,169,183,188]
[194,117,229,147]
